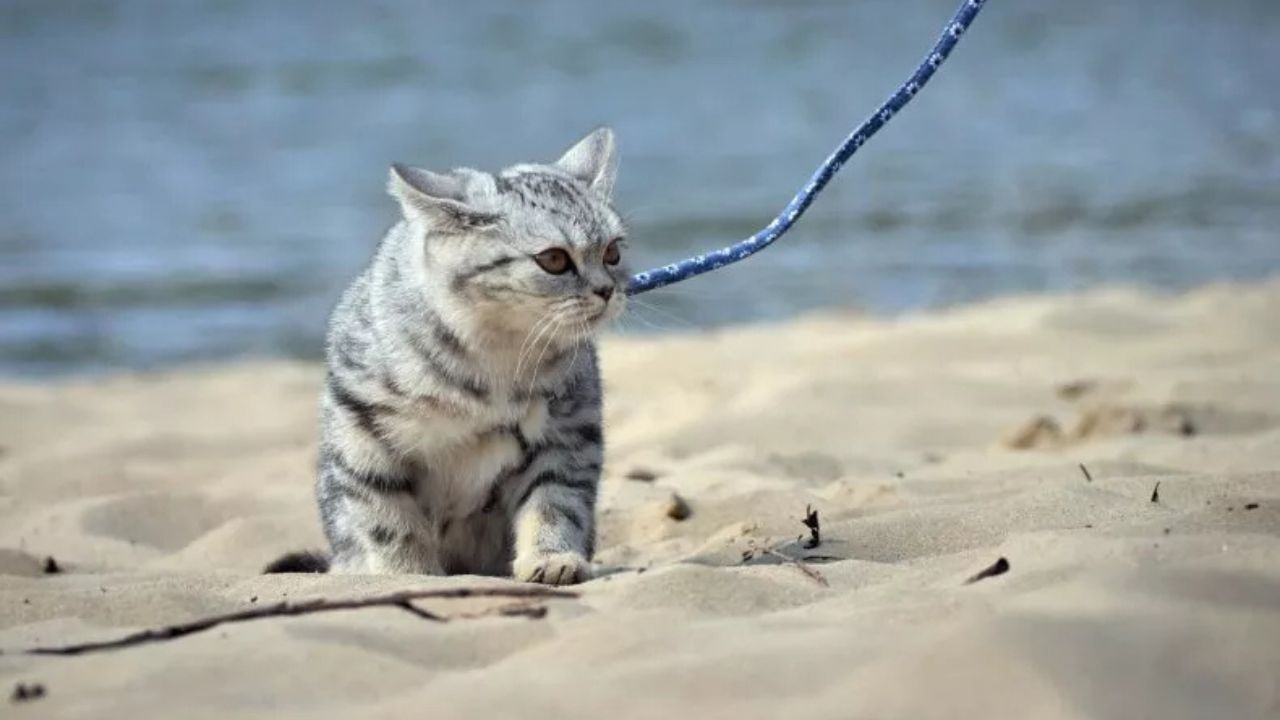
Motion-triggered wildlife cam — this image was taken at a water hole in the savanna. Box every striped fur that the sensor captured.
[293,128,626,585]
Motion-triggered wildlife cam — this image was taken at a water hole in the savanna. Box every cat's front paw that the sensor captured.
[513,552,591,586]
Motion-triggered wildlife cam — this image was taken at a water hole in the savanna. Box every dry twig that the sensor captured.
[760,547,829,587]
[18,586,576,657]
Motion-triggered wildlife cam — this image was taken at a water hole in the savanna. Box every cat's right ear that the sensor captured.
[555,127,618,198]
[387,164,496,231]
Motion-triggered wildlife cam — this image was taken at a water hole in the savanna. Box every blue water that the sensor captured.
[2,0,1278,376]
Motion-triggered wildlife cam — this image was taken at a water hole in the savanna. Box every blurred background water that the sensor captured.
[1,0,1277,377]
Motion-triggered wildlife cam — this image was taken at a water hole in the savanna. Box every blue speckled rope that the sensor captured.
[626,0,987,295]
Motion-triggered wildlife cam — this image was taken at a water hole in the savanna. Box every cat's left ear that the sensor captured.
[387,164,497,231]
[555,127,618,198]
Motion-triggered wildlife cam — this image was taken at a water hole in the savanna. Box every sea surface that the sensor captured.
[2,0,1277,376]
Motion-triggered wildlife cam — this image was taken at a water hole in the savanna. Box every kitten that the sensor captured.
[266,128,627,585]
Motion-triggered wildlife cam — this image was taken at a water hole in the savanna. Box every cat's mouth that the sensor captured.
[545,296,622,337]
[589,298,625,327]
[568,300,617,325]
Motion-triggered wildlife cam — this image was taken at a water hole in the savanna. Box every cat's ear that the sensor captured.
[554,127,618,197]
[387,164,497,231]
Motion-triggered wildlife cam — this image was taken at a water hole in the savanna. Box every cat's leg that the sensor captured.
[324,476,443,575]
[510,469,598,585]
[317,407,443,575]
[509,422,602,584]
[508,359,605,585]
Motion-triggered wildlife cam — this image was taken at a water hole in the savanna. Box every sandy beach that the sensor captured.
[1,280,1277,719]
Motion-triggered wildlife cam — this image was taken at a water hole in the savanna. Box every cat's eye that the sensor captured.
[603,239,622,266]
[534,248,573,275]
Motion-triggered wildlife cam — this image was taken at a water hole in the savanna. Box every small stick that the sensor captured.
[451,602,549,621]
[760,548,829,587]
[19,586,576,657]
[395,601,444,621]
[1078,463,1093,483]
[1150,481,1161,503]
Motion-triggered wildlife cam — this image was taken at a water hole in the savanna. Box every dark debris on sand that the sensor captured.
[801,506,821,550]
[965,557,1010,585]
[11,682,46,703]
[624,467,659,482]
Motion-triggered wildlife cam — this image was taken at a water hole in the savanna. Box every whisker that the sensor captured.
[514,311,556,383]
[529,316,563,382]
[626,297,696,330]
[514,312,550,375]
[569,319,590,371]
[619,312,671,334]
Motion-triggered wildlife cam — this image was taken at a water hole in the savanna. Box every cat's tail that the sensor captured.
[263,550,330,574]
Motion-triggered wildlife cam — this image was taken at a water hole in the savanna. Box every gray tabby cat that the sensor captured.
[267,128,627,585]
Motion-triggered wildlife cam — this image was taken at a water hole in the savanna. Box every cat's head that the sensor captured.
[388,128,628,344]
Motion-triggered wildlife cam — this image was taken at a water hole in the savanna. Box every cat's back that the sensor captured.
[324,268,378,374]
[324,227,407,375]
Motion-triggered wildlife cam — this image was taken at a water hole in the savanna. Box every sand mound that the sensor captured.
[2,280,1278,719]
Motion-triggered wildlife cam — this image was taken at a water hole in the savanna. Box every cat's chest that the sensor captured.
[386,391,545,449]
[380,392,549,510]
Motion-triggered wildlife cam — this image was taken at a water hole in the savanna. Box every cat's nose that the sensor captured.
[593,286,615,302]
